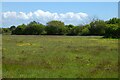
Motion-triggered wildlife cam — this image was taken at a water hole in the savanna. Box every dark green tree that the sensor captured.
[24,23,45,35]
[12,24,26,35]
[66,24,81,35]
[106,18,120,24]
[9,26,16,32]
[104,24,120,38]
[89,20,106,35]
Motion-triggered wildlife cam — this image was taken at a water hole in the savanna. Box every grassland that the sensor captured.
[0,35,2,79]
[2,35,118,78]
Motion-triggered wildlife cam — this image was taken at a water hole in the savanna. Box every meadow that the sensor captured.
[0,35,2,79]
[2,35,118,78]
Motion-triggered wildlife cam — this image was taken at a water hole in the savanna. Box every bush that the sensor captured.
[80,25,90,36]
[89,20,106,35]
[45,20,65,35]
[104,24,120,38]
[9,18,120,38]
[12,24,26,35]
[24,24,45,35]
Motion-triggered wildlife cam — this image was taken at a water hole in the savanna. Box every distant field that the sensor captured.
[2,35,118,78]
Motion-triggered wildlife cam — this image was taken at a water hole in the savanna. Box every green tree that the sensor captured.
[24,23,45,35]
[89,20,106,35]
[12,24,26,35]
[106,18,120,24]
[9,25,16,31]
[45,20,65,35]
[104,24,120,38]
[80,25,90,35]
[65,24,81,35]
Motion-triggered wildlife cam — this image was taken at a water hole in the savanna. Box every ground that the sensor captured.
[2,35,118,78]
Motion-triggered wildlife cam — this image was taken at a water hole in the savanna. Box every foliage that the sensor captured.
[80,25,90,36]
[66,24,81,35]
[2,28,11,34]
[89,20,106,35]
[106,18,120,24]
[45,20,65,35]
[104,24,120,38]
[9,26,16,31]
[24,21,45,35]
[2,17,120,38]
[12,24,26,35]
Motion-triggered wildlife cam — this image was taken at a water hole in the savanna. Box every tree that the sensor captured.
[2,28,10,34]
[24,23,45,35]
[65,24,74,35]
[106,18,120,24]
[104,18,120,38]
[80,25,90,35]
[12,24,26,35]
[89,20,106,35]
[7,18,120,38]
[104,24,120,38]
[28,21,39,25]
[9,25,16,31]
[45,20,65,35]
[66,24,81,35]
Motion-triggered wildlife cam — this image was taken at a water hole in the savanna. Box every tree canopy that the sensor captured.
[2,17,120,38]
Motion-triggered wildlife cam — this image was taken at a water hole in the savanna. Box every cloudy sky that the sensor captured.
[2,2,118,27]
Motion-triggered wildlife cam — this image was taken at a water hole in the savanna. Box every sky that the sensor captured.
[1,2,118,27]
[2,0,119,2]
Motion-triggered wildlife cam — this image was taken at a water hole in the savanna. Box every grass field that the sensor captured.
[2,35,118,78]
[0,35,2,79]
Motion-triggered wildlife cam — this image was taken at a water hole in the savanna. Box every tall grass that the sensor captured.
[2,35,118,78]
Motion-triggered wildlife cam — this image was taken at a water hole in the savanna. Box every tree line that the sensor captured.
[1,17,120,38]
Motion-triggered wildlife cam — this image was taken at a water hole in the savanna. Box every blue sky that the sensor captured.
[2,2,118,27]
[3,2,118,20]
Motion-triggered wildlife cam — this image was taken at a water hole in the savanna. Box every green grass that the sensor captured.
[0,35,2,79]
[2,35,118,78]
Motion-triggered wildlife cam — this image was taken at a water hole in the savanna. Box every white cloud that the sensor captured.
[2,10,88,27]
